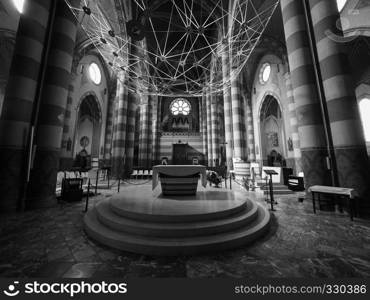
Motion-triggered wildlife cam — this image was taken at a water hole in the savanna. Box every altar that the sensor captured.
[152,165,207,196]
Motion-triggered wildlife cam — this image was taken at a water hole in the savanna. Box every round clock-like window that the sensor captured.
[170,98,191,116]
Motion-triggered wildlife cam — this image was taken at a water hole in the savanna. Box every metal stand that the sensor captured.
[95,169,99,195]
[107,170,110,189]
[84,179,91,213]
[263,170,278,211]
[268,176,276,211]
[229,171,234,190]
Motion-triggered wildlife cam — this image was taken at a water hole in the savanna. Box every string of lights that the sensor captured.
[65,0,280,97]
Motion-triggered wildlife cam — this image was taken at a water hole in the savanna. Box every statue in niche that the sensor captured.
[267,132,279,147]
[287,137,294,152]
[80,136,90,149]
[66,138,72,151]
[161,115,170,131]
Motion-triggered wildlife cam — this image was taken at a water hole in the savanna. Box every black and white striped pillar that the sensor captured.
[281,0,331,189]
[0,0,53,211]
[308,0,370,200]
[28,0,79,208]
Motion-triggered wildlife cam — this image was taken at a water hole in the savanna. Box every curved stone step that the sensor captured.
[95,198,259,238]
[84,203,271,256]
[109,189,248,223]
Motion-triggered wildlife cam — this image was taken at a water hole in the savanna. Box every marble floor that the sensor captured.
[1,180,370,278]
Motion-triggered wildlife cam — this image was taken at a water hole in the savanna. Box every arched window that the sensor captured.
[337,0,348,11]
[88,63,102,85]
[12,0,25,13]
[359,98,370,142]
[170,98,191,116]
[259,63,271,85]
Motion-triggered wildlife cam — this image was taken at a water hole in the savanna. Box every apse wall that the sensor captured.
[0,1,20,114]
[59,54,109,170]
[251,54,299,171]
[157,97,204,164]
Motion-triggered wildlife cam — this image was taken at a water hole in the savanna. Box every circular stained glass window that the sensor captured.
[260,63,271,84]
[170,98,191,116]
[89,62,102,85]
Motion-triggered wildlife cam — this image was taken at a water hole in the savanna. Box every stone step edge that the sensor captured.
[95,199,259,237]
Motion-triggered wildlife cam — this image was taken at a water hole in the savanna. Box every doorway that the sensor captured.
[74,94,102,169]
[260,95,286,167]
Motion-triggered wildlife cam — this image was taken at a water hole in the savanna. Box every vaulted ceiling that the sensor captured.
[72,0,284,96]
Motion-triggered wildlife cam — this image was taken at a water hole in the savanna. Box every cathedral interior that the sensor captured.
[0,0,370,278]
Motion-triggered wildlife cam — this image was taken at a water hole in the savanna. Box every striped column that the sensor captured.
[61,83,74,148]
[221,44,233,170]
[112,75,128,177]
[28,0,79,208]
[284,72,302,173]
[125,91,138,175]
[151,94,159,164]
[125,41,142,174]
[103,78,118,165]
[230,71,246,161]
[245,97,256,162]
[0,0,52,211]
[201,90,208,164]
[308,0,370,200]
[206,88,213,166]
[60,82,75,169]
[210,92,220,166]
[281,0,330,189]
[138,95,150,168]
[111,93,119,164]
[147,95,153,167]
[218,95,226,164]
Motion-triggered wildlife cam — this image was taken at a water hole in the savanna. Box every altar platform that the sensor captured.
[84,185,271,255]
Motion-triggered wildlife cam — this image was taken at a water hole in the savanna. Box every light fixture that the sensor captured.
[12,0,24,13]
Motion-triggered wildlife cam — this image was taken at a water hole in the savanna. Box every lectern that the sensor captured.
[263,169,278,211]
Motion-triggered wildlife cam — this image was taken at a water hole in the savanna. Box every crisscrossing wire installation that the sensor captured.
[65,0,280,97]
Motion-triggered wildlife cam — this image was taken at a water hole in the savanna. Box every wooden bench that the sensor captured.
[308,185,358,221]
